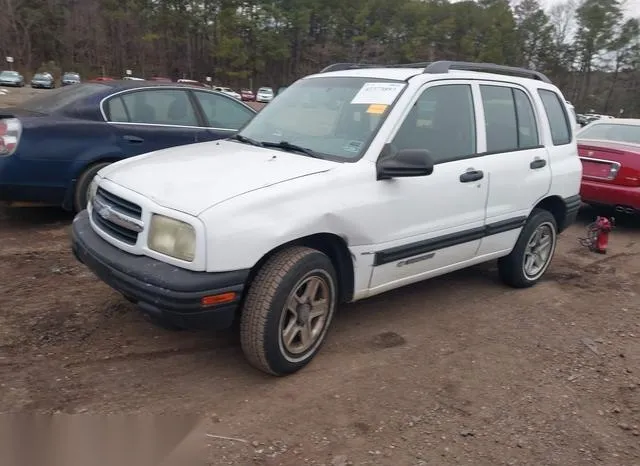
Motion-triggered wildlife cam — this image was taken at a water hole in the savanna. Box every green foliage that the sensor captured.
[0,0,639,114]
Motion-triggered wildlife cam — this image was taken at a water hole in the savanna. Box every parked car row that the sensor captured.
[1,68,285,106]
[576,112,614,128]
[0,70,82,89]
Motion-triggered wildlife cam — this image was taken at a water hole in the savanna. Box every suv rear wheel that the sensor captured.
[498,209,558,288]
[240,246,338,376]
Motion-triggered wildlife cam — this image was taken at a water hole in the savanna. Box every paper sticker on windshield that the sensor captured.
[343,140,363,153]
[351,82,405,105]
[366,104,388,114]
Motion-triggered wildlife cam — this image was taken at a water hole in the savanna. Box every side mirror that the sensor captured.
[376,144,435,180]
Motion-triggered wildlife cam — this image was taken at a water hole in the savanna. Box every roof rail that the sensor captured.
[320,62,432,73]
[423,61,551,83]
[320,63,378,73]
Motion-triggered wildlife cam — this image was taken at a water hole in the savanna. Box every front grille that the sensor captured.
[92,188,143,245]
[96,187,142,218]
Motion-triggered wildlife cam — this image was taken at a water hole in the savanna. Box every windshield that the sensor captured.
[33,73,49,79]
[20,83,109,113]
[238,76,406,160]
[258,87,273,93]
[1,71,18,77]
[578,123,640,145]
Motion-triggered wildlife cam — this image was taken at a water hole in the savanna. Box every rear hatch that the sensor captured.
[578,140,640,187]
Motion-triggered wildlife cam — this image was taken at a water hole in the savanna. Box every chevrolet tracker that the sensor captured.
[72,61,583,376]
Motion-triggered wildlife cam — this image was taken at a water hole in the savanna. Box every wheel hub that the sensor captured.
[297,302,311,324]
[279,273,332,356]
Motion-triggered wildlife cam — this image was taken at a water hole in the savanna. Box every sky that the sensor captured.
[541,0,640,16]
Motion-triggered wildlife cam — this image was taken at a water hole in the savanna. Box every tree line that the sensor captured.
[1,0,639,115]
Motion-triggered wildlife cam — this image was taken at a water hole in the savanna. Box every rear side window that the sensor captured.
[105,89,199,126]
[577,123,640,144]
[480,85,518,153]
[106,97,128,122]
[480,85,540,153]
[538,89,572,145]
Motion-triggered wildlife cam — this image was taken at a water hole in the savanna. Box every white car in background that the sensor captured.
[256,87,274,103]
[214,86,241,99]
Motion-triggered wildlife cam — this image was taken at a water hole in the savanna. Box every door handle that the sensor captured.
[459,169,484,183]
[530,158,547,169]
[123,135,144,143]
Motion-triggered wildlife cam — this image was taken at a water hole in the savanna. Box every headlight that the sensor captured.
[148,215,196,262]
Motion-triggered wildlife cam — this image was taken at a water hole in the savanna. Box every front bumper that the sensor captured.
[71,210,250,330]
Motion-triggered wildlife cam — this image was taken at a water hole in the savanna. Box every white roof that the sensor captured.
[586,118,640,126]
[305,66,558,89]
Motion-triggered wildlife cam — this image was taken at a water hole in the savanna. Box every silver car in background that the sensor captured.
[61,72,81,86]
[0,70,25,87]
[31,72,55,89]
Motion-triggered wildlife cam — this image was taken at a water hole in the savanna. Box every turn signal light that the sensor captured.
[201,292,236,307]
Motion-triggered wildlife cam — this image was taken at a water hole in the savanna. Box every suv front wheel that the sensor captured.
[498,208,558,288]
[240,246,338,376]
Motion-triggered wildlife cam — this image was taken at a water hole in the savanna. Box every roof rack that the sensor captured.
[319,62,432,73]
[423,61,551,83]
[319,60,552,84]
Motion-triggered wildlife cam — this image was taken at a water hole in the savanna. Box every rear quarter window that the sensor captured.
[537,89,572,146]
[578,123,640,145]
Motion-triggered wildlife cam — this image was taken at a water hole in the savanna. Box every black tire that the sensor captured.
[73,162,111,212]
[498,208,558,288]
[240,246,338,376]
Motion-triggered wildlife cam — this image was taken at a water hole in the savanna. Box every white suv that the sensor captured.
[72,61,582,376]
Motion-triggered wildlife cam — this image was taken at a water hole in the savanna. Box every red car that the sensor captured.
[240,88,255,101]
[577,118,640,215]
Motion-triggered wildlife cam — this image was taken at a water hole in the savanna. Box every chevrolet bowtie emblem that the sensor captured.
[93,196,144,233]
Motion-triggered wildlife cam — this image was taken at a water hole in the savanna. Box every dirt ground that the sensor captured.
[1,86,639,466]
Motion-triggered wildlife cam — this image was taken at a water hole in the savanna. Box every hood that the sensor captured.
[99,139,336,216]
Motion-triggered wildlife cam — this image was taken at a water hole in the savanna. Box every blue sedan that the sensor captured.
[0,81,257,212]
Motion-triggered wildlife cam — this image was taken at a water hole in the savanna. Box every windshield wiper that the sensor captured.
[229,134,263,147]
[261,140,322,158]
